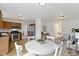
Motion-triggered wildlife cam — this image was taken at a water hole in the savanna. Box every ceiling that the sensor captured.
[0,3,79,22]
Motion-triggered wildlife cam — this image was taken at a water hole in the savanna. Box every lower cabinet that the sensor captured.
[0,36,9,55]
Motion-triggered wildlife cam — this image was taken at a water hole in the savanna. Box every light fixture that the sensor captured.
[39,2,46,6]
[60,15,64,20]
[18,14,23,20]
[36,2,46,6]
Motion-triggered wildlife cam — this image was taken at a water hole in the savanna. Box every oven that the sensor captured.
[11,30,20,41]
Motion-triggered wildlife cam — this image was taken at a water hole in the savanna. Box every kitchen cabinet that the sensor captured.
[0,10,3,28]
[0,20,3,28]
[0,10,2,20]
[3,21,11,29]
[10,22,21,29]
[0,10,21,29]
[3,21,21,29]
[0,36,9,55]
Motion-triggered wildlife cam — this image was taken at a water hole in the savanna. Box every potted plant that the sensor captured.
[75,28,79,32]
[71,28,79,32]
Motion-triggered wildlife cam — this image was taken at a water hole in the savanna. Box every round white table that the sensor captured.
[25,40,57,56]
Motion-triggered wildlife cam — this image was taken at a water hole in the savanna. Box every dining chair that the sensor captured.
[14,42,22,56]
[57,41,63,56]
[54,41,63,56]
[54,45,59,56]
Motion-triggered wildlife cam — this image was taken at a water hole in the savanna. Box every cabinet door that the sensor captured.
[0,37,9,55]
[0,10,2,20]
[0,10,3,28]
[3,21,11,29]
[16,23,21,29]
[10,22,21,29]
[0,20,3,28]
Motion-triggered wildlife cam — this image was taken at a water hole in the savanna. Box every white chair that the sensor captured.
[58,41,63,56]
[54,42,63,56]
[27,36,35,42]
[47,36,54,41]
[14,42,22,56]
[54,45,59,56]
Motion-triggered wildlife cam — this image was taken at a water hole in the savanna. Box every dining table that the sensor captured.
[25,40,57,56]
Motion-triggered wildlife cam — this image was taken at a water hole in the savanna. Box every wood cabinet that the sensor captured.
[0,10,2,20]
[0,10,21,29]
[0,36,9,55]
[3,21,11,29]
[3,21,21,29]
[0,20,3,28]
[10,22,21,29]
[0,10,3,28]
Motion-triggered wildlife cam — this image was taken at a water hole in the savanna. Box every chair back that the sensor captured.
[54,41,63,56]
[58,41,63,55]
[54,45,59,56]
[14,42,22,56]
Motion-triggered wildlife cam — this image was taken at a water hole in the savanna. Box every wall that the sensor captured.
[42,20,55,36]
[0,29,10,32]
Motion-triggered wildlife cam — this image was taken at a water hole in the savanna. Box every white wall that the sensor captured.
[63,19,79,34]
[42,20,55,36]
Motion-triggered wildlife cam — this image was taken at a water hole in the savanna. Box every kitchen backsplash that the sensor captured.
[0,29,10,32]
[0,29,22,32]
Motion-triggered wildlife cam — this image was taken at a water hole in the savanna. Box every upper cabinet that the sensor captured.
[3,21,21,29]
[0,20,3,28]
[0,10,2,20]
[10,22,21,29]
[0,10,3,28]
[3,21,11,29]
